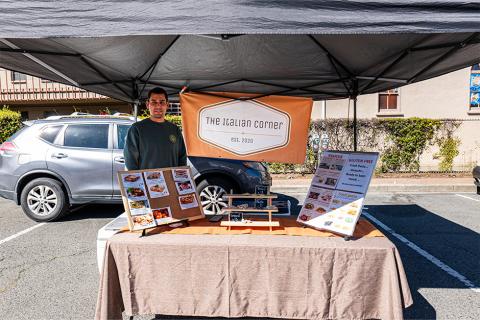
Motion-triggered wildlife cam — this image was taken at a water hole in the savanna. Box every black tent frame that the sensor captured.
[1,32,479,151]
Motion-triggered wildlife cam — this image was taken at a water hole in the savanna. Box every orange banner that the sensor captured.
[180,92,312,164]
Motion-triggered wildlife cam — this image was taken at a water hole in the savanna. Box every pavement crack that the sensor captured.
[0,248,92,294]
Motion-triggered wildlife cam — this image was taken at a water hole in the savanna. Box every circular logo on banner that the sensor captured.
[169,134,177,143]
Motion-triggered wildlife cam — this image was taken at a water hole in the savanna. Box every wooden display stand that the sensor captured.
[220,193,280,231]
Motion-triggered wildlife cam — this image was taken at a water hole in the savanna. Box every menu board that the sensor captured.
[297,151,378,236]
[118,166,204,231]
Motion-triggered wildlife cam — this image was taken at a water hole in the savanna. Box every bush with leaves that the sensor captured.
[0,106,22,143]
[139,109,182,128]
[379,118,442,172]
[137,110,462,173]
[268,118,461,174]
[433,120,461,171]
[436,137,460,171]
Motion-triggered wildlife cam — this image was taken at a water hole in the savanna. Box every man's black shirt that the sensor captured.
[124,118,187,170]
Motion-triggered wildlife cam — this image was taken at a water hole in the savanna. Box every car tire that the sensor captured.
[20,178,69,222]
[477,186,480,195]
[196,176,237,215]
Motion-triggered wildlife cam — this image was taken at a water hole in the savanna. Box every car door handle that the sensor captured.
[114,156,125,164]
[51,153,68,159]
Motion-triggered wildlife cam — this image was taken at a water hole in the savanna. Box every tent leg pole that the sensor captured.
[353,97,357,152]
[352,78,359,152]
[133,103,139,122]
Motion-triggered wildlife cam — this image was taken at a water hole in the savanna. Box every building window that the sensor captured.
[11,71,27,82]
[470,64,480,109]
[378,88,399,111]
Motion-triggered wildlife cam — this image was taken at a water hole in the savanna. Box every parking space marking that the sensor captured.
[455,194,480,202]
[0,223,46,246]
[363,211,480,293]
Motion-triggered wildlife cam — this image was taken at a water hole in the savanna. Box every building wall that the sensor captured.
[0,68,130,119]
[16,103,132,120]
[311,67,480,170]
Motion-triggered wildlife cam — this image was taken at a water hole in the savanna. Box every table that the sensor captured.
[95,231,412,320]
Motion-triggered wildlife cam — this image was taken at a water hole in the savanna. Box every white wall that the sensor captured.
[311,67,480,170]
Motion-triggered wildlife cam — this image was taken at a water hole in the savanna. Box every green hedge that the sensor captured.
[138,113,462,173]
[139,110,182,128]
[380,118,442,172]
[0,107,22,143]
[165,115,182,128]
[269,118,461,174]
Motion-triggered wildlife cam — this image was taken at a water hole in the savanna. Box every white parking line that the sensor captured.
[455,194,480,202]
[0,223,46,246]
[363,211,480,293]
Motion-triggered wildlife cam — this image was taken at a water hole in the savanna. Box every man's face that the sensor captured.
[147,93,168,121]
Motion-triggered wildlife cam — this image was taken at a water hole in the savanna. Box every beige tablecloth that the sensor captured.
[95,232,412,320]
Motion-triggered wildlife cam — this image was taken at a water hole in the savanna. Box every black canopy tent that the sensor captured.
[1,1,479,150]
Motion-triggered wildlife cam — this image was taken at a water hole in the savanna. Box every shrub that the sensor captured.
[138,111,463,174]
[380,118,441,172]
[436,137,461,171]
[268,118,461,174]
[165,115,182,128]
[139,110,182,128]
[0,106,22,143]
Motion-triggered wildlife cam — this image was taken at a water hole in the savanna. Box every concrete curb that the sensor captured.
[271,184,476,193]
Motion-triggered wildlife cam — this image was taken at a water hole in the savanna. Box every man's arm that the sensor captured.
[124,126,140,170]
[178,128,187,166]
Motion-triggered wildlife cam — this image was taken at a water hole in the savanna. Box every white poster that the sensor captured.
[175,180,195,195]
[144,171,170,198]
[178,194,199,210]
[298,151,378,236]
[131,212,157,231]
[151,206,173,224]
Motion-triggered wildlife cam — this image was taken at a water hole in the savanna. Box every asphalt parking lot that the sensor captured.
[0,192,479,320]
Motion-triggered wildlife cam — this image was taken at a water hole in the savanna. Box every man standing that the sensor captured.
[124,87,187,170]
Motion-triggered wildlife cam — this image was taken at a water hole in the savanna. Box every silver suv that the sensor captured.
[0,116,271,221]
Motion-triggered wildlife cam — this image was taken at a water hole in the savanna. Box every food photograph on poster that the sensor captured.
[178,193,199,210]
[144,171,170,198]
[175,180,195,195]
[151,206,172,223]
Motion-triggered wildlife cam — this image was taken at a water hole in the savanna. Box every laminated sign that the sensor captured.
[297,151,379,236]
[180,92,312,163]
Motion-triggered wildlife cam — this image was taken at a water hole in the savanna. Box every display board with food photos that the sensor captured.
[118,166,204,231]
[297,151,378,236]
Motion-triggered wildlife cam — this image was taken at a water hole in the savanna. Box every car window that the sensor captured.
[39,125,62,143]
[64,124,109,149]
[117,125,130,150]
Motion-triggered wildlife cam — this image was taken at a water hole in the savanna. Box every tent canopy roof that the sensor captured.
[0,1,479,102]
[1,1,480,37]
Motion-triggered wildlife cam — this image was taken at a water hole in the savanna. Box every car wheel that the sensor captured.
[20,178,69,222]
[477,186,480,195]
[197,177,237,215]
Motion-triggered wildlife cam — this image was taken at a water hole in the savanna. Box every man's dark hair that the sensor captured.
[147,87,168,101]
